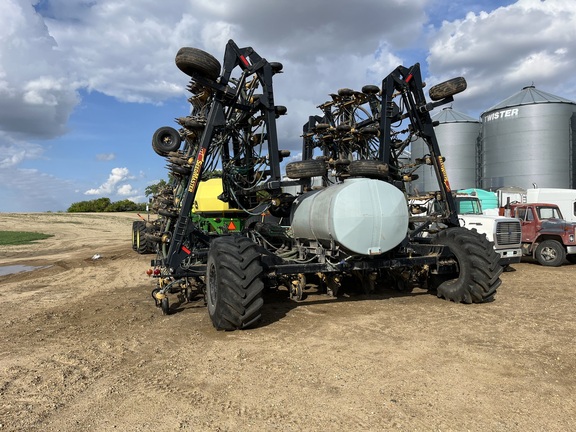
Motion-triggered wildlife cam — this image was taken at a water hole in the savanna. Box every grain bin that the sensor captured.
[410,107,480,193]
[480,86,576,190]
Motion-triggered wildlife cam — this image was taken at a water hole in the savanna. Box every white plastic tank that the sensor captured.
[290,178,409,255]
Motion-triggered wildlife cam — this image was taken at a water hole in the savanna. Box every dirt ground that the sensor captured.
[0,212,575,431]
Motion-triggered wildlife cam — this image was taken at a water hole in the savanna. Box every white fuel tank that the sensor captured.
[290,178,409,255]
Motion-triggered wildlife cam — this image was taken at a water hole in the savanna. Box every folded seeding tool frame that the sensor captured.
[144,39,502,330]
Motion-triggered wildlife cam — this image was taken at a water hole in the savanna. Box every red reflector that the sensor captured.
[239,55,250,67]
[228,220,237,231]
[181,245,191,255]
[406,74,413,83]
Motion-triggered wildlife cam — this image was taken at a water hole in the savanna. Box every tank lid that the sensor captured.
[432,106,479,124]
[483,85,576,114]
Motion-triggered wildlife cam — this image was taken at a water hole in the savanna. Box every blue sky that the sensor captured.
[1,0,574,212]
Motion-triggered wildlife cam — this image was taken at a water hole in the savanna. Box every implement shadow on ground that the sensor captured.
[258,284,432,329]
[156,283,435,327]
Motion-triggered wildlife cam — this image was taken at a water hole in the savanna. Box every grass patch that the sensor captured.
[0,231,54,245]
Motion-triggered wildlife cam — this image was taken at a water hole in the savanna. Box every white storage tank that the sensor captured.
[410,107,480,193]
[290,178,408,255]
[480,86,576,190]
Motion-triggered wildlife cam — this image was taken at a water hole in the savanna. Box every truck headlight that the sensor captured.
[570,234,575,243]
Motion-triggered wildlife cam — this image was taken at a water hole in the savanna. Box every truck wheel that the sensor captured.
[285,160,326,179]
[175,47,221,80]
[535,240,565,267]
[433,227,502,303]
[205,236,264,330]
[152,126,182,156]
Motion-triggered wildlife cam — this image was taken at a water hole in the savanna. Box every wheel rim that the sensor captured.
[207,262,217,310]
[541,246,557,261]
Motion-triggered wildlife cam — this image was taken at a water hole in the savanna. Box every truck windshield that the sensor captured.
[455,197,482,214]
[537,206,563,220]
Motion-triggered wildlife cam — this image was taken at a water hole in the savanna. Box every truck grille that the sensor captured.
[495,221,522,246]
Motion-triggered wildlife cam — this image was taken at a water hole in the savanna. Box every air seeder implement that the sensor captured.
[144,40,502,330]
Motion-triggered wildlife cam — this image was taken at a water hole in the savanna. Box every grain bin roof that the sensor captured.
[432,107,478,123]
[484,86,576,114]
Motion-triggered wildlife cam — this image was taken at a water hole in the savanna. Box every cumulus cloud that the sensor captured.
[84,167,133,195]
[426,0,576,115]
[0,0,79,139]
[3,0,576,212]
[117,184,135,196]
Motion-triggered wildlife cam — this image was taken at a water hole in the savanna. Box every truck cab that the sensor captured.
[454,195,522,266]
[511,202,576,266]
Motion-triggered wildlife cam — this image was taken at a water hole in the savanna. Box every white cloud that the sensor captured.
[426,0,576,115]
[0,133,44,168]
[2,0,576,212]
[117,184,135,196]
[0,0,80,139]
[84,167,132,195]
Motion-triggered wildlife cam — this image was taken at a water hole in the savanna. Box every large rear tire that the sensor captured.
[205,236,264,330]
[432,227,502,303]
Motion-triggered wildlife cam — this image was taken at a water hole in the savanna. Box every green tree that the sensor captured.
[145,179,168,197]
[106,199,146,212]
[67,197,146,212]
[68,197,111,212]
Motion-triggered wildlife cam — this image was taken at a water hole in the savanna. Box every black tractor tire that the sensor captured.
[432,227,502,303]
[338,88,354,97]
[133,221,153,254]
[285,160,326,179]
[429,77,467,101]
[205,236,265,330]
[535,240,565,267]
[348,160,389,180]
[152,126,182,156]
[131,221,141,251]
[175,47,221,80]
[362,84,380,95]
